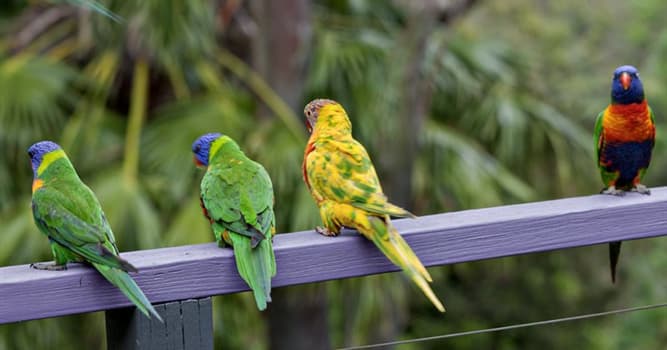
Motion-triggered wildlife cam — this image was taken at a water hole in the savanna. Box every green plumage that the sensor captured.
[31,152,161,321]
[199,136,276,311]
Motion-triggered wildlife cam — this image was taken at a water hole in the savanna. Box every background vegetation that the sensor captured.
[1,0,667,349]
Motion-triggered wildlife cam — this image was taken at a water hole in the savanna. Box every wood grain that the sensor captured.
[2,188,667,324]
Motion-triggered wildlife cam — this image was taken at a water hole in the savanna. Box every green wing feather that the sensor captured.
[202,160,274,245]
[201,154,276,311]
[593,109,618,186]
[593,110,604,164]
[32,188,135,272]
[637,106,657,181]
[32,182,161,321]
[310,138,415,218]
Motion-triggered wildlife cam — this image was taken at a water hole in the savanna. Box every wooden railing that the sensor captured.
[2,188,667,349]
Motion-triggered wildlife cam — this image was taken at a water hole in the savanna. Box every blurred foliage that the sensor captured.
[1,0,667,349]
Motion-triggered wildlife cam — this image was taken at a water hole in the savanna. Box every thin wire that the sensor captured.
[338,302,667,350]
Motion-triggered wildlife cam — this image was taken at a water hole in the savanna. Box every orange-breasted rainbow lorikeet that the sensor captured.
[28,141,162,321]
[302,99,445,312]
[192,133,276,310]
[594,65,656,283]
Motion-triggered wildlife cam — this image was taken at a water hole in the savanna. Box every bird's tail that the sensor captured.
[358,214,445,312]
[609,241,622,283]
[94,263,163,322]
[229,233,276,311]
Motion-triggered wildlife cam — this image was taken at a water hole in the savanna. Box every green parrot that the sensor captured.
[28,141,161,321]
[192,133,277,311]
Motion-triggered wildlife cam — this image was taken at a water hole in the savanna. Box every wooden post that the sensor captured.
[105,298,213,350]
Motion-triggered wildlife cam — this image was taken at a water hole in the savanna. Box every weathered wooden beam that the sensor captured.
[105,297,213,350]
[2,188,667,324]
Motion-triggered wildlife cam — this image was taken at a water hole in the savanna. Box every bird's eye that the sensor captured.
[28,150,34,157]
[194,145,201,153]
[306,110,311,116]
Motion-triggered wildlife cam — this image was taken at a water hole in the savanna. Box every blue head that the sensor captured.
[27,141,62,176]
[611,65,644,104]
[192,133,222,167]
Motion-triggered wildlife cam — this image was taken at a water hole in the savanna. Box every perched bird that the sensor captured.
[594,65,656,283]
[302,99,445,312]
[192,133,276,310]
[28,141,161,321]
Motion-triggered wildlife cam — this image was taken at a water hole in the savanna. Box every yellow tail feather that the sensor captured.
[360,214,445,313]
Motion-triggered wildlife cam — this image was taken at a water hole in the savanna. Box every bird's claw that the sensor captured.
[315,226,338,237]
[632,184,651,195]
[30,262,67,271]
[601,186,625,196]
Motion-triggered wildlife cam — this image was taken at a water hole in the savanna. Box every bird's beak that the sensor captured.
[620,72,632,90]
[305,119,312,134]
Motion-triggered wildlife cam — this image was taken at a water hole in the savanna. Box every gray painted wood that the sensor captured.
[106,298,212,350]
[3,188,667,324]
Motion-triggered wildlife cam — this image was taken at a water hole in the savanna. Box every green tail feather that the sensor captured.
[230,233,276,311]
[365,216,445,312]
[94,263,163,322]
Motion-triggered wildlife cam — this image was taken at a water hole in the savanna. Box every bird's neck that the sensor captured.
[35,157,81,182]
[608,99,648,116]
[209,143,246,167]
[312,112,352,140]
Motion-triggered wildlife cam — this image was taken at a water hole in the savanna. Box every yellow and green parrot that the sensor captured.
[28,141,161,321]
[192,133,277,311]
[302,99,445,312]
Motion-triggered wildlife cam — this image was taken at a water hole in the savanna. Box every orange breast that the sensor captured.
[603,101,654,142]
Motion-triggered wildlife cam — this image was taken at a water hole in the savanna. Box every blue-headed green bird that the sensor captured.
[594,65,656,283]
[28,141,161,321]
[192,133,277,311]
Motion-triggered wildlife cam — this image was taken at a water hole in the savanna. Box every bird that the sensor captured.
[28,141,161,321]
[302,99,445,312]
[192,133,277,310]
[594,65,655,283]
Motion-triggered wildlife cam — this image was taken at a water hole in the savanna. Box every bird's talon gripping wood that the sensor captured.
[601,186,625,196]
[632,184,651,195]
[30,262,68,271]
[316,226,338,237]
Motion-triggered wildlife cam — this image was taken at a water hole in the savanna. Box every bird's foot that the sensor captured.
[632,184,651,195]
[315,226,339,237]
[601,186,625,196]
[30,262,67,271]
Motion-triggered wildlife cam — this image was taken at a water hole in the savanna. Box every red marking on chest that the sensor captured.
[302,139,316,192]
[32,179,44,193]
[603,101,655,142]
[199,197,214,223]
